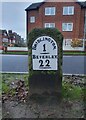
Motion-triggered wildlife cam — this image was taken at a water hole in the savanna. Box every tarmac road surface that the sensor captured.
[0,55,85,75]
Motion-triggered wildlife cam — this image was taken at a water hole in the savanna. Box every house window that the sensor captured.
[44,23,55,28]
[30,16,35,23]
[13,36,15,38]
[45,7,56,15]
[63,6,74,15]
[62,23,73,31]
[4,33,7,36]
[13,40,15,43]
[63,39,72,46]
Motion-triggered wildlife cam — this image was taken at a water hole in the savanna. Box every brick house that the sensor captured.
[25,1,86,50]
[0,30,2,47]
[0,30,8,47]
[0,29,25,48]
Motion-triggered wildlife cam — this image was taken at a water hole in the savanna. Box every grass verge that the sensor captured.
[63,51,86,55]
[2,73,29,95]
[1,73,85,101]
[62,81,83,100]
[2,51,28,55]
[1,51,86,55]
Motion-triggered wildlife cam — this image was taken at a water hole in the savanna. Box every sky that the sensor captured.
[0,0,43,39]
[0,0,85,39]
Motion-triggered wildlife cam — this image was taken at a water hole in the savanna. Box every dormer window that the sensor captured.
[45,7,56,15]
[30,16,35,23]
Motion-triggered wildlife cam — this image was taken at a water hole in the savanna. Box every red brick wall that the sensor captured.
[79,8,85,39]
[27,2,85,39]
[27,10,44,33]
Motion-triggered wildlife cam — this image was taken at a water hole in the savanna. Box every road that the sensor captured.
[0,55,85,75]
[1,55,28,73]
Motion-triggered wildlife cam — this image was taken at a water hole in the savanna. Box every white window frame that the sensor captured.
[45,7,56,15]
[4,33,7,36]
[63,39,72,46]
[62,23,73,31]
[63,6,74,15]
[30,16,35,23]
[44,23,55,28]
[13,40,15,43]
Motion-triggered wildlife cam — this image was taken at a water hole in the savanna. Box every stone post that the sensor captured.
[28,28,63,97]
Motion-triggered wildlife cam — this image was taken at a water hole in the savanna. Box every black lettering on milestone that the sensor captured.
[45,37,48,41]
[33,43,37,50]
[35,41,38,44]
[39,56,42,59]
[42,56,45,59]
[32,55,36,59]
[32,46,36,50]
[55,55,57,58]
[37,39,40,44]
[51,40,53,43]
[53,43,55,46]
[37,56,39,59]
[43,37,45,41]
[45,56,48,59]
[48,38,51,42]
[53,46,56,50]
[52,55,54,59]
[37,38,42,43]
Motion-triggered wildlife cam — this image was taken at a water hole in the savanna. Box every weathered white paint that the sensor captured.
[32,36,58,70]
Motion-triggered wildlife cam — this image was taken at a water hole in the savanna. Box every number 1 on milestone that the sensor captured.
[43,44,46,52]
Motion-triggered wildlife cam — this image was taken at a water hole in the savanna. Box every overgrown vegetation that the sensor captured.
[62,81,83,100]
[1,74,85,101]
[2,74,29,96]
[71,38,83,47]
[0,73,2,96]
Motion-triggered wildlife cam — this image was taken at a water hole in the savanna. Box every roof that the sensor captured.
[25,2,44,11]
[78,1,86,8]
[0,30,2,34]
[25,1,86,11]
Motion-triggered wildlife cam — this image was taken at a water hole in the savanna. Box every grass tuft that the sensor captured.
[62,81,83,100]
